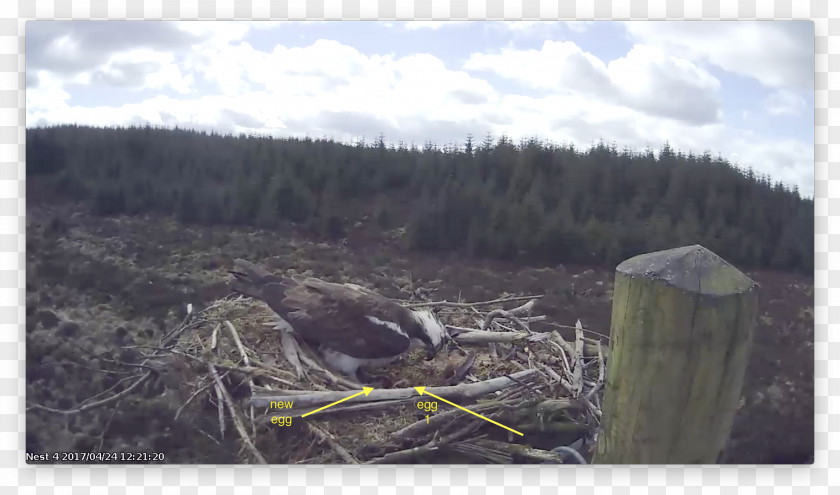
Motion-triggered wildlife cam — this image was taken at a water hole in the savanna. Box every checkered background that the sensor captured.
[0,0,835,493]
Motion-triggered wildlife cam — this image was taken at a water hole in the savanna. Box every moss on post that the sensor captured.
[594,245,758,464]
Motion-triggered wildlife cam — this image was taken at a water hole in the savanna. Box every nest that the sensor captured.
[147,294,607,464]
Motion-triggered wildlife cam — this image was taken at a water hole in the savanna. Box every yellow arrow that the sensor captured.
[301,387,374,418]
[415,386,523,436]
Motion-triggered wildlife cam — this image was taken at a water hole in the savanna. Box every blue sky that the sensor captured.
[26,20,814,195]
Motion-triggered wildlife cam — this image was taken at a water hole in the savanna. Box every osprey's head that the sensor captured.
[411,308,447,360]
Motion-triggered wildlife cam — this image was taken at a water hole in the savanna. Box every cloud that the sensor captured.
[90,49,194,94]
[26,21,198,75]
[607,45,722,125]
[449,88,489,105]
[27,38,500,142]
[220,108,265,129]
[764,89,808,117]
[564,21,594,33]
[25,22,812,195]
[464,41,722,125]
[623,21,813,90]
[464,41,611,93]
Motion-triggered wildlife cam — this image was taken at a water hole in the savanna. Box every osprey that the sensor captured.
[229,259,447,381]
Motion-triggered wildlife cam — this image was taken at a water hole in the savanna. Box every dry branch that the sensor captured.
[225,320,256,438]
[403,295,543,309]
[481,309,532,333]
[572,319,585,397]
[390,400,511,443]
[450,329,550,345]
[507,299,537,316]
[208,361,267,464]
[251,369,538,409]
[307,423,359,464]
[27,371,153,415]
[585,341,605,400]
[448,438,565,464]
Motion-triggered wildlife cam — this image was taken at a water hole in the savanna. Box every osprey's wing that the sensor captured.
[282,278,412,359]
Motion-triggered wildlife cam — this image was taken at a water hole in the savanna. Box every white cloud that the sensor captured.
[764,89,808,117]
[464,40,611,94]
[607,44,722,124]
[624,21,813,90]
[564,21,594,33]
[26,71,72,123]
[464,41,722,125]
[93,49,193,94]
[25,22,813,196]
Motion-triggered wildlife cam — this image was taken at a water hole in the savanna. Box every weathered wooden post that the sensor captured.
[594,245,758,464]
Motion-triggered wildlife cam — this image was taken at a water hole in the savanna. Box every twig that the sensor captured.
[366,444,439,464]
[544,322,611,341]
[274,319,306,379]
[209,361,267,464]
[446,353,476,385]
[536,362,573,391]
[449,438,565,464]
[210,325,226,439]
[96,399,123,452]
[27,372,153,415]
[194,426,222,446]
[403,295,543,309]
[307,423,359,464]
[390,400,513,443]
[80,374,143,406]
[585,341,605,400]
[481,309,532,333]
[572,319,585,397]
[225,320,256,439]
[174,372,230,422]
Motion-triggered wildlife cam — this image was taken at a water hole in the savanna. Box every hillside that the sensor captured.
[27,125,813,273]
[24,125,814,463]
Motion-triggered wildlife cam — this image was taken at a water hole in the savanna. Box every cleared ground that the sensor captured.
[25,202,814,463]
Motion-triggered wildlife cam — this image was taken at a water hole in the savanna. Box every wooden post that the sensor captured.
[594,245,758,464]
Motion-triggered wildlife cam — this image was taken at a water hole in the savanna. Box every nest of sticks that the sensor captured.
[145,291,608,464]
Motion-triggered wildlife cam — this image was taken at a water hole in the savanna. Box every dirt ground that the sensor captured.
[25,202,814,463]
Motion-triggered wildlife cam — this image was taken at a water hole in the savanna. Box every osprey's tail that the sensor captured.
[229,259,289,310]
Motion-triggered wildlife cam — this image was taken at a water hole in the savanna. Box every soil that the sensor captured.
[25,198,814,464]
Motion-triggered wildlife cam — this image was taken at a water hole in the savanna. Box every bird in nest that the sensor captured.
[229,259,447,384]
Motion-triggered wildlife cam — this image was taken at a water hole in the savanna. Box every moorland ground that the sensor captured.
[25,195,814,463]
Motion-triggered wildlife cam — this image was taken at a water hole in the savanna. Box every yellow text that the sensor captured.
[271,416,293,426]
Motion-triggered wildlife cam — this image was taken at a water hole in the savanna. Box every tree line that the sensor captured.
[27,124,813,273]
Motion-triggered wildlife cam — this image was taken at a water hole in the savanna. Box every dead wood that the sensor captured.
[572,319,585,397]
[307,423,359,464]
[448,438,566,463]
[251,369,538,409]
[390,400,511,443]
[402,294,543,309]
[450,328,551,345]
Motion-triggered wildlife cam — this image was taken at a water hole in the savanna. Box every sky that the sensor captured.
[25,20,815,196]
